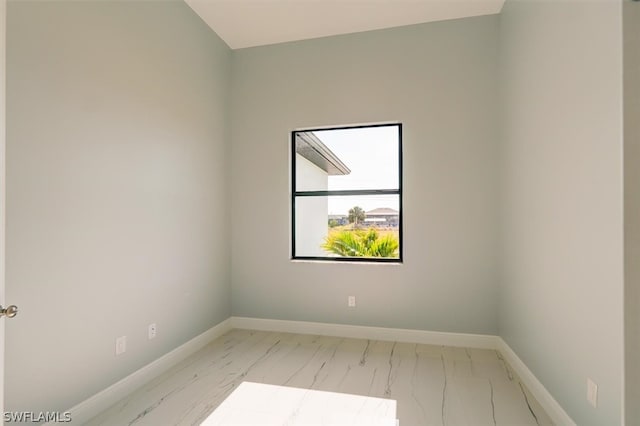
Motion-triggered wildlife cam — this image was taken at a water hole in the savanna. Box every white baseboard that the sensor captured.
[54,318,233,426]
[496,337,576,426]
[56,316,574,426]
[230,316,575,426]
[230,316,498,349]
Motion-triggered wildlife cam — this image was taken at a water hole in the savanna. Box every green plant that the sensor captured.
[348,206,366,226]
[322,228,399,258]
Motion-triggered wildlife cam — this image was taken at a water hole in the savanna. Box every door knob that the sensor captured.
[0,305,18,319]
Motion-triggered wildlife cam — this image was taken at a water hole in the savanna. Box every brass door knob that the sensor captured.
[0,305,18,319]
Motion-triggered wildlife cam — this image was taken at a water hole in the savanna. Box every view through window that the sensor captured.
[291,123,402,262]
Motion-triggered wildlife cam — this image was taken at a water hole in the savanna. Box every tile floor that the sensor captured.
[86,329,553,426]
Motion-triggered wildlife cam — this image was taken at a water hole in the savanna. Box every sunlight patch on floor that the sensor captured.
[201,381,398,426]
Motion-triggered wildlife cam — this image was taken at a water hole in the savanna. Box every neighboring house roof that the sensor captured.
[366,207,399,216]
[295,132,350,176]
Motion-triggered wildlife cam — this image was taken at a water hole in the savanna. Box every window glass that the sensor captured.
[292,124,402,262]
[294,195,400,259]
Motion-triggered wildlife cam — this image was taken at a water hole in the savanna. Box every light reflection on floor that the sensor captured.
[200,381,398,426]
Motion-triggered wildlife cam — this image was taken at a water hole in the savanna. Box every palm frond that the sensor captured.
[322,229,398,258]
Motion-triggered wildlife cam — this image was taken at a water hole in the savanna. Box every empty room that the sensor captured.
[0,0,638,425]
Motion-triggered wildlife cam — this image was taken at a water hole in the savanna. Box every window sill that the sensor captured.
[290,258,403,266]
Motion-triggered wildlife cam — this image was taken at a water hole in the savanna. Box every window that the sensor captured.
[291,123,402,262]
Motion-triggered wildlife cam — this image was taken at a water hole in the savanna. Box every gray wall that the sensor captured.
[230,17,501,334]
[499,1,623,425]
[6,0,231,412]
[624,1,640,424]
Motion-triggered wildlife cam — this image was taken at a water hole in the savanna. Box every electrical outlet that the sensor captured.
[587,378,598,407]
[148,323,157,340]
[115,336,127,355]
[348,296,356,307]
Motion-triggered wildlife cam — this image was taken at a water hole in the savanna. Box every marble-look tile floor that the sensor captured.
[86,329,554,426]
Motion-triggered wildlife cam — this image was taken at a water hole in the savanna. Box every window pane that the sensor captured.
[295,125,400,192]
[295,195,400,259]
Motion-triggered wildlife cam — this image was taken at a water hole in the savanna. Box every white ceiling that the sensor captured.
[185,0,505,50]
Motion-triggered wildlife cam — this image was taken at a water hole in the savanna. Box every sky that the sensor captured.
[311,125,400,215]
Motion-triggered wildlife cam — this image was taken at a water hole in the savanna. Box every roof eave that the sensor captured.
[295,132,350,176]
